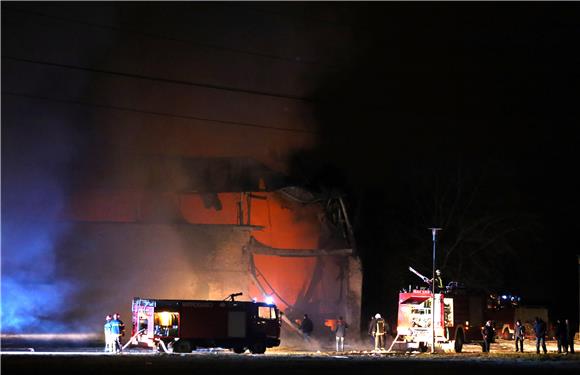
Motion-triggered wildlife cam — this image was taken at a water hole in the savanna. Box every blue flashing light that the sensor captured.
[264,296,274,305]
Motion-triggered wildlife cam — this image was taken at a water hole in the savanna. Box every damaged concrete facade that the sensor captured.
[61,180,362,339]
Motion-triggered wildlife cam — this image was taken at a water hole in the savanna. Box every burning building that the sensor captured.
[1,2,362,338]
[59,156,362,339]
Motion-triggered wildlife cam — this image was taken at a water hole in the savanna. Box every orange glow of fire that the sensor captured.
[324,319,337,332]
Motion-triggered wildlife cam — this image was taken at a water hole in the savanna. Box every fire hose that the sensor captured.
[157,339,170,354]
[121,329,145,351]
[120,329,173,353]
[248,259,322,347]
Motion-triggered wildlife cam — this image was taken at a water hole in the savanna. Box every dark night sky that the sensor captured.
[287,3,580,323]
[2,2,580,331]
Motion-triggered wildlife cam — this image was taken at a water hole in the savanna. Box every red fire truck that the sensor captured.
[391,289,465,353]
[390,268,485,353]
[390,268,549,353]
[129,294,281,354]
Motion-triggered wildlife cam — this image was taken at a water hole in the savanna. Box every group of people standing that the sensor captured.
[104,313,125,353]
[484,317,576,354]
[298,313,390,352]
[298,313,349,352]
[526,317,575,355]
[105,308,574,355]
[554,318,576,354]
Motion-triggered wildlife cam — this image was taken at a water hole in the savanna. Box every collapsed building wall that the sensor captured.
[58,187,362,338]
[248,237,362,341]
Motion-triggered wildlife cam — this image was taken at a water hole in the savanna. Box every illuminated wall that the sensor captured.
[57,188,362,336]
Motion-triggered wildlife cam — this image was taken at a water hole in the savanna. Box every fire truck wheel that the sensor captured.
[173,339,192,353]
[249,342,266,354]
[454,330,464,353]
[233,346,246,354]
[418,342,428,353]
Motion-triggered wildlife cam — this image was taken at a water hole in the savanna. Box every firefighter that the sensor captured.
[104,315,113,353]
[514,319,525,352]
[533,317,547,354]
[299,314,313,342]
[430,269,444,293]
[481,320,494,353]
[372,313,386,352]
[110,313,125,353]
[335,316,348,352]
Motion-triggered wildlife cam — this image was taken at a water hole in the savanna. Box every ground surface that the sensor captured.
[2,338,579,374]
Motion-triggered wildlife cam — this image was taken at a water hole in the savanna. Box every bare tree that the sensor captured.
[387,164,538,292]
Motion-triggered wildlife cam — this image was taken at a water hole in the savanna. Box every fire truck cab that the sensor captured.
[130,296,281,354]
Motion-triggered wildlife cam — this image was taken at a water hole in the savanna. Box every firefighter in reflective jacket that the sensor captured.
[430,269,444,293]
[104,315,113,352]
[372,313,386,351]
[110,313,125,353]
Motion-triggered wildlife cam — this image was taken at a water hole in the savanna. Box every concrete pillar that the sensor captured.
[346,256,363,340]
